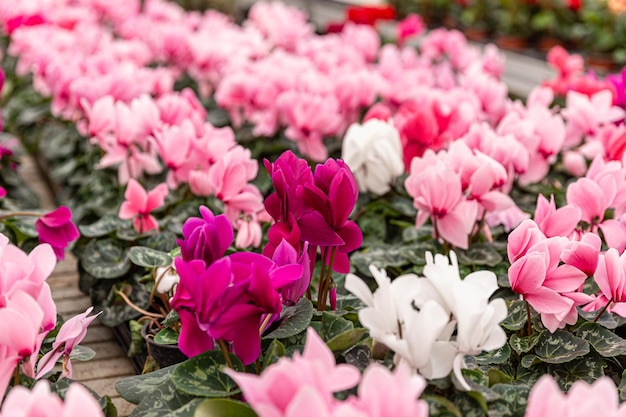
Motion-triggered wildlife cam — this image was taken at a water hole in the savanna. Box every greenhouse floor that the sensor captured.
[20,157,136,417]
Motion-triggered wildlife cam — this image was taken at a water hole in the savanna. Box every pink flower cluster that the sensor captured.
[524,375,626,417]
[405,141,513,248]
[0,381,103,417]
[543,46,616,99]
[507,159,626,329]
[0,233,97,399]
[226,328,429,417]
[2,0,267,246]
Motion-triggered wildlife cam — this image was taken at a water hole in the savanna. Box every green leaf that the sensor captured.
[326,328,366,352]
[79,215,126,238]
[92,275,151,327]
[423,394,462,417]
[509,332,542,355]
[487,369,513,387]
[263,298,313,339]
[456,243,503,267]
[534,330,589,364]
[321,312,353,341]
[475,343,511,365]
[491,384,531,417]
[520,354,540,368]
[618,369,626,401]
[172,350,244,398]
[343,344,372,372]
[501,300,527,331]
[129,380,203,417]
[116,365,177,404]
[162,310,180,327]
[194,399,258,417]
[69,345,96,361]
[553,355,606,389]
[577,322,626,357]
[578,308,626,329]
[81,238,131,279]
[262,339,285,369]
[129,246,173,268]
[154,328,179,345]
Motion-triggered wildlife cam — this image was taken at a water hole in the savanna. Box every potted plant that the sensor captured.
[492,0,541,50]
[573,0,620,72]
[530,0,581,51]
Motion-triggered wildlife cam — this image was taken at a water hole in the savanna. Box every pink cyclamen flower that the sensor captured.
[36,307,100,378]
[587,248,626,317]
[525,375,626,417]
[118,179,168,234]
[225,328,428,417]
[0,380,104,417]
[396,14,424,46]
[35,206,80,261]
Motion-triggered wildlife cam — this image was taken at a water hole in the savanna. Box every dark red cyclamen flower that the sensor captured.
[177,205,233,265]
[35,206,80,261]
[263,150,314,258]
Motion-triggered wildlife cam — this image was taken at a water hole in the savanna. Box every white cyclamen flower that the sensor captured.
[155,265,180,294]
[346,265,457,379]
[341,118,404,196]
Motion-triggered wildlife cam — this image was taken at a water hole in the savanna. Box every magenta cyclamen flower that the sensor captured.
[118,179,168,234]
[171,253,302,364]
[300,158,363,273]
[177,206,234,265]
[35,206,80,261]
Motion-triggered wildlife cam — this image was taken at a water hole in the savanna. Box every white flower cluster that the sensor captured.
[345,251,507,390]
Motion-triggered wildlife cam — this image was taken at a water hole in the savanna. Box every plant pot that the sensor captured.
[586,53,617,75]
[495,34,528,52]
[537,36,562,53]
[464,27,489,42]
[141,322,188,369]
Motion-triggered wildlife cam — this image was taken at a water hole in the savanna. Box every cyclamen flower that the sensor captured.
[584,248,626,317]
[341,118,404,196]
[0,381,104,417]
[524,375,626,417]
[171,253,303,364]
[35,206,80,261]
[346,252,507,389]
[36,307,100,378]
[225,328,428,417]
[177,205,233,265]
[118,179,168,234]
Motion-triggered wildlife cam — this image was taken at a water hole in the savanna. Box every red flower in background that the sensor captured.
[347,5,396,25]
[327,5,396,33]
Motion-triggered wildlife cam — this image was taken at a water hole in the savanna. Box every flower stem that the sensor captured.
[217,339,235,370]
[259,314,273,336]
[317,247,337,311]
[525,300,533,336]
[594,298,613,323]
[0,211,42,221]
[114,289,163,319]
[13,364,19,386]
